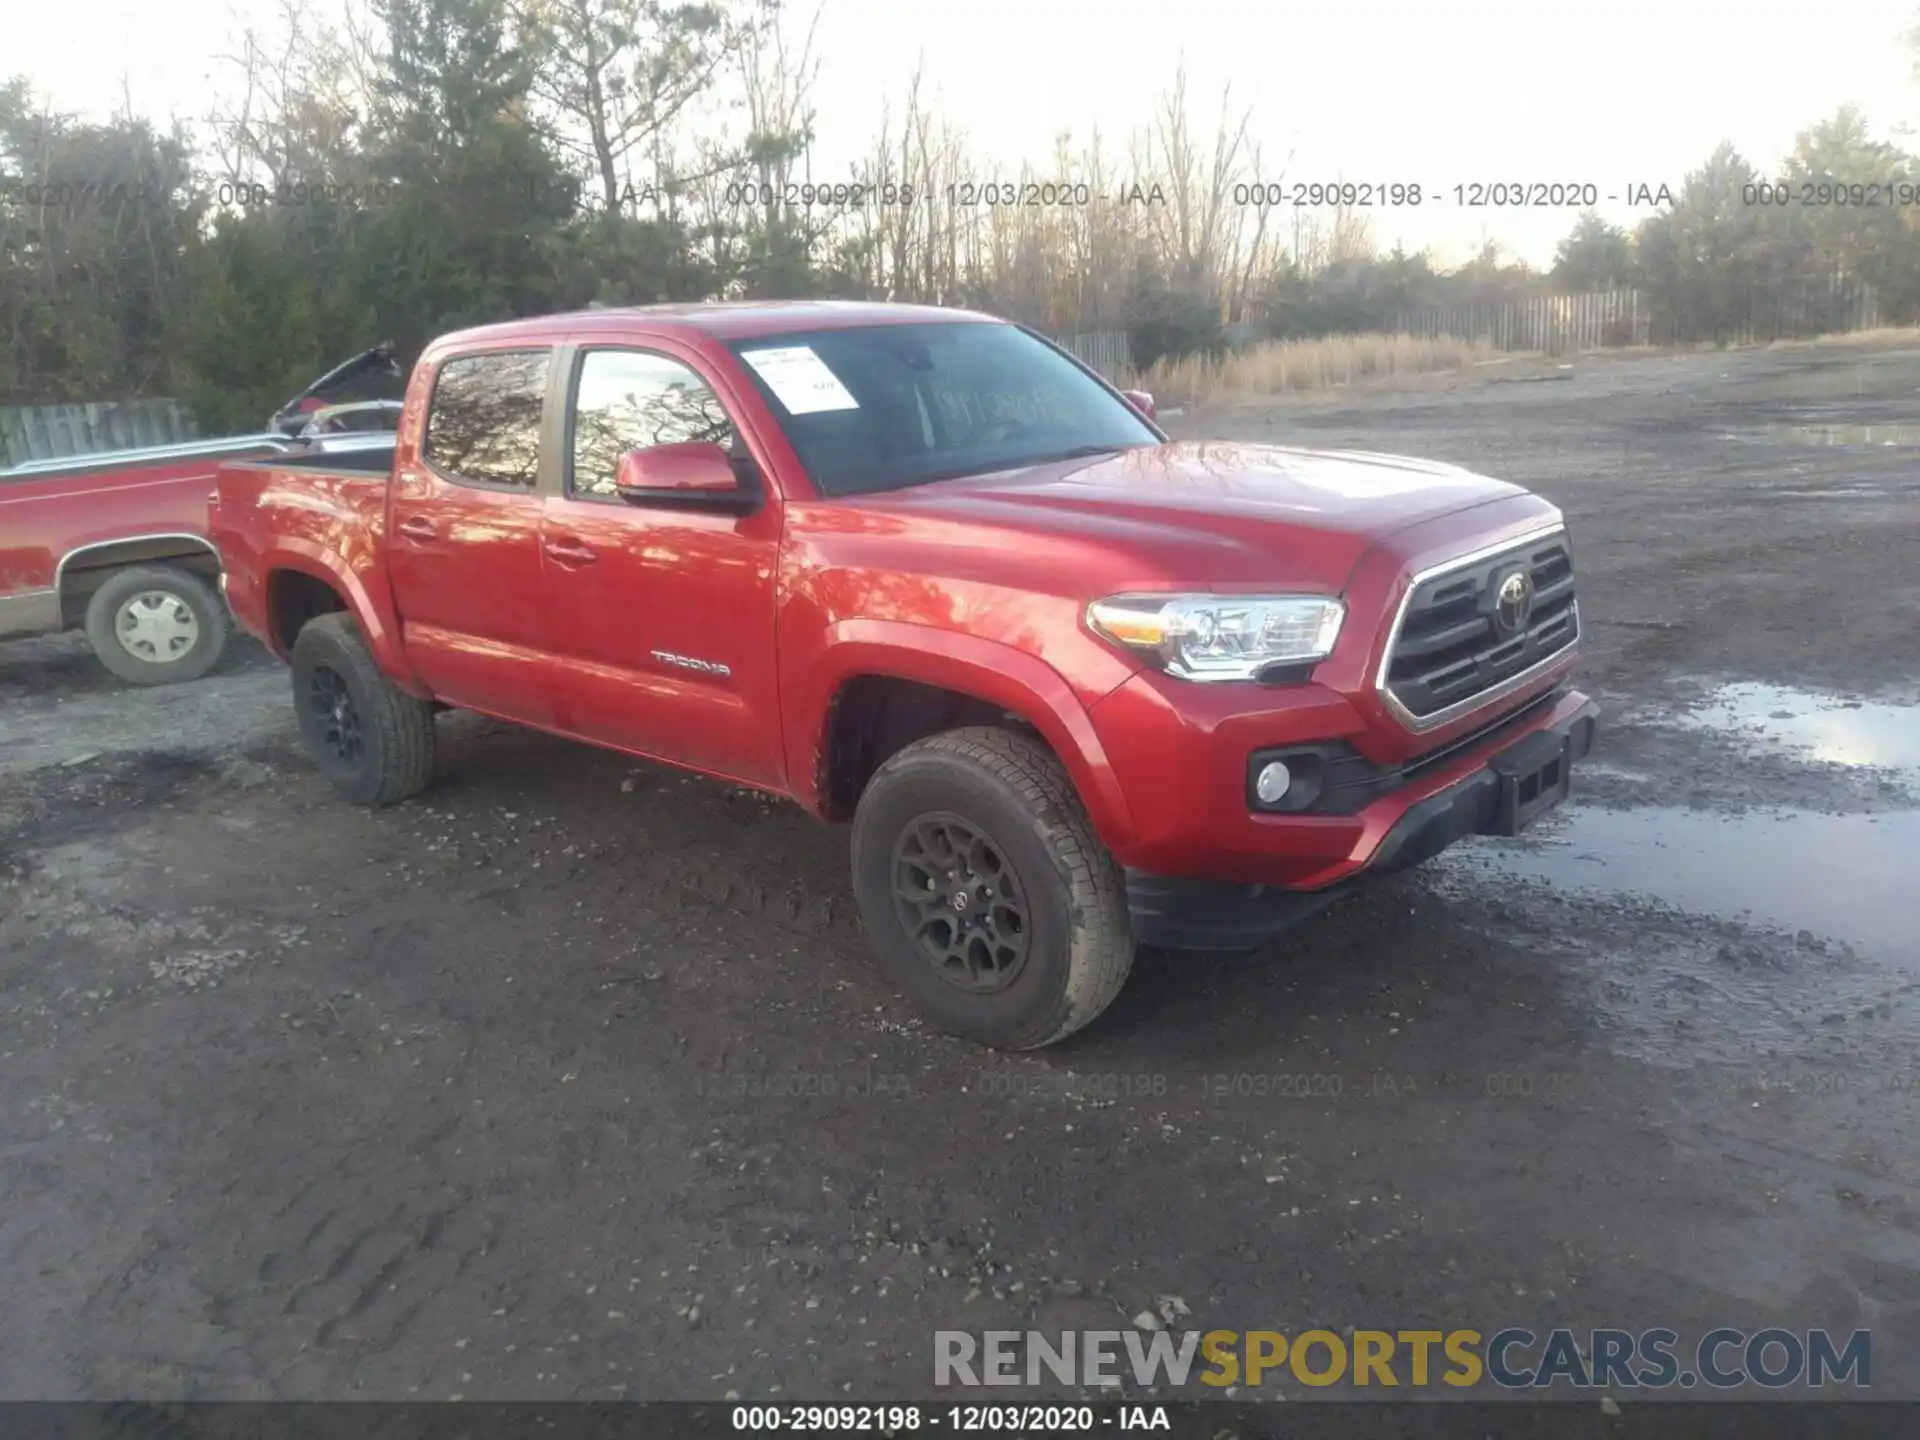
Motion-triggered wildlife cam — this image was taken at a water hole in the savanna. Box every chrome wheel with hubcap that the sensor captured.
[114,590,201,663]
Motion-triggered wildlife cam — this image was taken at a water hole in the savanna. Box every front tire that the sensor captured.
[851,727,1135,1049]
[289,613,436,807]
[83,564,230,686]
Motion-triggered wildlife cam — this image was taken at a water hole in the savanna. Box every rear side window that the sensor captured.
[423,350,550,487]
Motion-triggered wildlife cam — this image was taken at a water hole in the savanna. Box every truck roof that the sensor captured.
[428,300,1005,354]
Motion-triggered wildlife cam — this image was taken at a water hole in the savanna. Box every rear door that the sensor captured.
[537,341,786,786]
[385,348,559,726]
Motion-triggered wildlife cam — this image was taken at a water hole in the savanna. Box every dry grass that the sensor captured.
[1132,333,1503,405]
[1575,326,1920,357]
[1120,323,1920,410]
[1769,325,1920,351]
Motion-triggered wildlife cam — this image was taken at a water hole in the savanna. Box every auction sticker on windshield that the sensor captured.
[741,345,860,414]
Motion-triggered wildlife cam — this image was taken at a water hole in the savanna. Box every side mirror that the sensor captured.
[614,442,755,511]
[1120,389,1157,422]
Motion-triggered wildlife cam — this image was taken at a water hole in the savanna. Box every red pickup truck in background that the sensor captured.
[211,301,1596,1047]
[2,437,274,683]
[0,346,401,684]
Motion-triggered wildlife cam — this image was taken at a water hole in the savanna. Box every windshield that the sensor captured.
[729,322,1158,498]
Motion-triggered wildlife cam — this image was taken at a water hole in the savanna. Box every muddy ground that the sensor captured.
[2,342,1917,1409]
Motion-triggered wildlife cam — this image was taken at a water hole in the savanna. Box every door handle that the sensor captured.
[396,516,437,541]
[543,539,598,566]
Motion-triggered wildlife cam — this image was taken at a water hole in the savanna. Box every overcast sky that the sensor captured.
[12,0,1918,266]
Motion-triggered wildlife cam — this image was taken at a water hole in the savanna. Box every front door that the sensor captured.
[385,348,557,727]
[539,344,785,787]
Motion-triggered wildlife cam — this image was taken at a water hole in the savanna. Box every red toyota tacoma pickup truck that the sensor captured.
[210,302,1596,1048]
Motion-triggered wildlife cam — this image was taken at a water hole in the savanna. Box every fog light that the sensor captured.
[1255,760,1292,805]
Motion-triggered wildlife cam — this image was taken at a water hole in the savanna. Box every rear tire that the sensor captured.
[289,613,435,807]
[851,726,1135,1049]
[83,565,229,686]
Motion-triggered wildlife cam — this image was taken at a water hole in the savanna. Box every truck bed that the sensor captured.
[264,444,396,473]
[211,453,398,657]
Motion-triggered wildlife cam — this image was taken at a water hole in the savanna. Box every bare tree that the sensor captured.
[1133,66,1254,310]
[204,0,364,190]
[738,6,820,204]
[1227,140,1289,324]
[515,0,749,213]
[720,0,825,290]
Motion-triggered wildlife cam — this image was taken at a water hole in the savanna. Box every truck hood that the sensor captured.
[843,441,1531,591]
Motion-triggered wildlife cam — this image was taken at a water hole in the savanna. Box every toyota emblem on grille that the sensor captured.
[1493,569,1535,636]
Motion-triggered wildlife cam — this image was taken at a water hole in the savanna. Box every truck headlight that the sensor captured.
[1086,593,1345,681]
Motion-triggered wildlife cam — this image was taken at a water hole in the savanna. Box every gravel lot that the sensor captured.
[2,342,1917,1406]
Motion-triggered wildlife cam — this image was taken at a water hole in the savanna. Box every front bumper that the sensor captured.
[1123,692,1597,950]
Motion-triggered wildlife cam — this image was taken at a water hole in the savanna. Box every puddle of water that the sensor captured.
[1770,486,1891,500]
[1735,423,1920,447]
[1450,805,1920,966]
[1784,423,1920,446]
[1661,682,1920,781]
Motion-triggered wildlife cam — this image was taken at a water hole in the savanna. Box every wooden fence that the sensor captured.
[1394,277,1885,354]
[1051,329,1132,379]
[0,398,199,468]
[1394,290,1648,354]
[1654,273,1884,347]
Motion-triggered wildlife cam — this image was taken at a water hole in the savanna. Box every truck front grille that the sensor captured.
[1380,528,1579,728]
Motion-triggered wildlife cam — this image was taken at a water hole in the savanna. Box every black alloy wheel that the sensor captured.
[306,663,366,766]
[890,811,1032,994]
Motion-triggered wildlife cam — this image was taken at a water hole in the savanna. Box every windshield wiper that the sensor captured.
[1034,443,1133,464]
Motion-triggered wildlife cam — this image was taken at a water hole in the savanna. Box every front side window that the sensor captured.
[569,349,736,501]
[729,322,1158,498]
[422,350,550,487]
